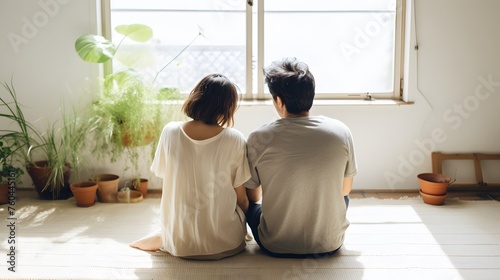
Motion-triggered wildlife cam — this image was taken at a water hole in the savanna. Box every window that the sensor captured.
[105,0,405,100]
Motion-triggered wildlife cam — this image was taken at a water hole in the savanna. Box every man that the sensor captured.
[244,57,357,258]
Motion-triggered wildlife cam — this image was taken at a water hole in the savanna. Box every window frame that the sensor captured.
[102,0,406,101]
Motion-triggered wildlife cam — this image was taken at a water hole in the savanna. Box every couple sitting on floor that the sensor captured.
[130,57,357,260]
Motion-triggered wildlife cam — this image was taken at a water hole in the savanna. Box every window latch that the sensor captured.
[364,92,375,101]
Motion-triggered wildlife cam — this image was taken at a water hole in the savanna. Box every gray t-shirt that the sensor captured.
[244,115,357,254]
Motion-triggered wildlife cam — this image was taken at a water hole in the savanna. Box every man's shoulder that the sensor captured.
[314,115,350,129]
[314,115,339,123]
[247,121,278,139]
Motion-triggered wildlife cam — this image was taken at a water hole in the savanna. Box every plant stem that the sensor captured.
[152,33,201,84]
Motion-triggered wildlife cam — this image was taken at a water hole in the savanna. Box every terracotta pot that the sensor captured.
[417,173,451,195]
[94,174,120,203]
[0,182,9,205]
[131,178,148,198]
[120,130,155,147]
[420,189,447,205]
[118,122,156,147]
[26,161,73,200]
[70,181,98,207]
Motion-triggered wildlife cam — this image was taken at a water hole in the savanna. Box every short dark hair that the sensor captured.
[263,57,315,114]
[182,74,239,127]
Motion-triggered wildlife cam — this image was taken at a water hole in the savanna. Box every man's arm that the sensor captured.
[342,177,354,196]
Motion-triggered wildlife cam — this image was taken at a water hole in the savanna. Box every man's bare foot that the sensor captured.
[129,232,162,251]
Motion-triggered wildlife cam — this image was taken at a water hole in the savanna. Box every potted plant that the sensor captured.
[70,181,98,207]
[24,124,74,200]
[0,140,24,204]
[0,81,93,200]
[128,177,148,198]
[117,187,143,203]
[94,173,120,203]
[75,24,200,180]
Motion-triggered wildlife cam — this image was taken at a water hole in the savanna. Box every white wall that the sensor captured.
[0,0,103,187]
[1,0,499,191]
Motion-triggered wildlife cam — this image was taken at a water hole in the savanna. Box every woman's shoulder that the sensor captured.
[163,121,183,131]
[223,127,247,141]
[159,122,184,139]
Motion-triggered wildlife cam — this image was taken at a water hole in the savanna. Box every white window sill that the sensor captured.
[239,99,414,106]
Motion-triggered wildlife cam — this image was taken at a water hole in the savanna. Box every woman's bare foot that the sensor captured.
[129,232,162,251]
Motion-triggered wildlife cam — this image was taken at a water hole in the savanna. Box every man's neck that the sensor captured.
[283,111,309,118]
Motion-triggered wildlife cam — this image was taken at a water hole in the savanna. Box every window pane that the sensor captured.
[110,0,246,93]
[265,0,394,12]
[264,0,396,95]
[109,0,400,98]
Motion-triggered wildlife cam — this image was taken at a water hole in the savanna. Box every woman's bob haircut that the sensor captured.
[182,74,239,127]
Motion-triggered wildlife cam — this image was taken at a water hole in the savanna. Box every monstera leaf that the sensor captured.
[75,34,116,63]
[115,24,153,42]
[75,24,153,64]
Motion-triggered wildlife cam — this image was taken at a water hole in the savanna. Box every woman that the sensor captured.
[130,74,251,260]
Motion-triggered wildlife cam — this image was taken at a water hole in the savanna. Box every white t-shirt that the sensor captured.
[244,116,357,254]
[151,121,251,258]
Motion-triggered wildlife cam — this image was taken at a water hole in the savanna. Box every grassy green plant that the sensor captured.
[0,81,38,164]
[59,103,93,183]
[0,80,92,196]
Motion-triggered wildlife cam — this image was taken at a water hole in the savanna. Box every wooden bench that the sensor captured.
[431,152,500,190]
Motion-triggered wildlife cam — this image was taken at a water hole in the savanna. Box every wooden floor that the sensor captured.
[350,189,500,201]
[5,189,500,279]
[146,189,500,201]
[15,188,500,202]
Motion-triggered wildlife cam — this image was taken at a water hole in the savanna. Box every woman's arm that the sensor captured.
[235,186,249,213]
[246,186,262,203]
